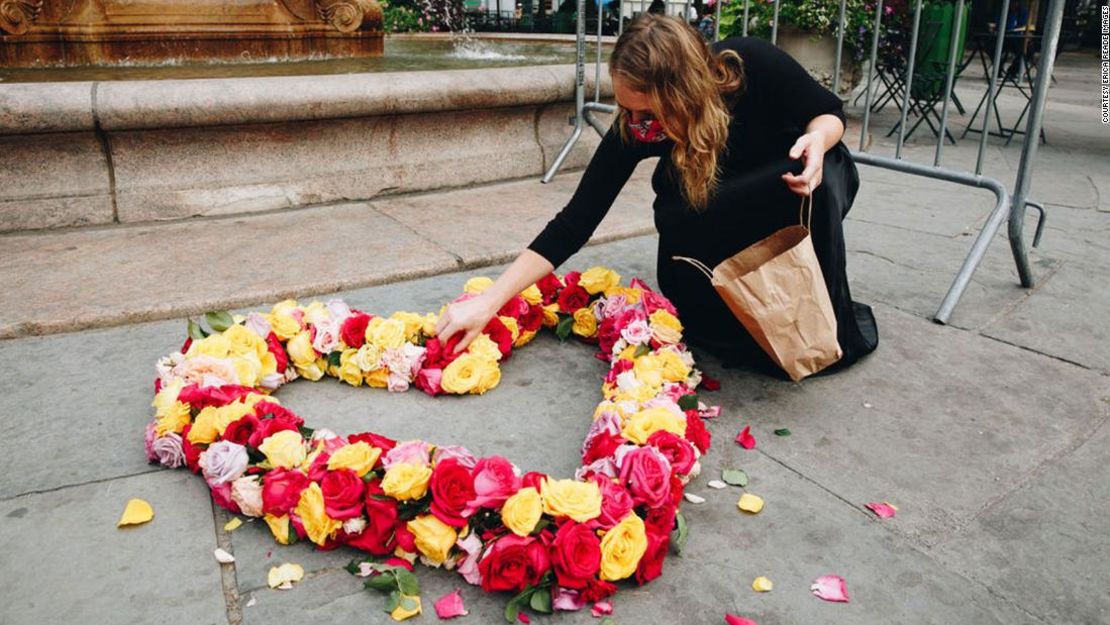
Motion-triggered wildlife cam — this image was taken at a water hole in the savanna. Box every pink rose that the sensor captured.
[455,532,484,586]
[620,319,653,345]
[618,446,673,510]
[432,445,478,469]
[467,456,522,511]
[589,474,634,530]
[199,441,249,485]
[231,475,264,516]
[147,429,186,469]
[415,368,443,396]
[383,440,433,468]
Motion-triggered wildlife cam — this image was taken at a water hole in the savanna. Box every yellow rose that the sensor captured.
[467,334,503,363]
[617,343,638,362]
[390,311,426,342]
[259,351,278,378]
[265,312,301,341]
[294,482,342,546]
[420,313,439,337]
[153,378,184,411]
[542,304,561,327]
[296,359,326,381]
[186,334,233,359]
[264,514,293,545]
[571,307,598,338]
[338,349,363,387]
[649,310,683,344]
[366,317,407,350]
[407,514,458,564]
[231,352,263,388]
[327,442,381,476]
[501,487,543,537]
[599,513,648,581]
[365,367,390,388]
[474,360,501,394]
[381,463,433,501]
[541,478,602,523]
[621,406,687,445]
[520,284,543,305]
[633,354,664,389]
[353,343,382,372]
[258,430,307,469]
[224,324,268,359]
[301,301,330,325]
[286,331,317,367]
[187,402,253,445]
[603,285,643,305]
[579,266,621,295]
[498,316,520,342]
[155,402,192,437]
[463,276,494,293]
[441,353,500,395]
[513,329,538,348]
[656,349,691,383]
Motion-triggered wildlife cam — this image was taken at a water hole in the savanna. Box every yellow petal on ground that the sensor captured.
[390,595,422,621]
[117,498,154,527]
[752,576,774,592]
[737,493,764,514]
[224,517,243,532]
[267,563,305,590]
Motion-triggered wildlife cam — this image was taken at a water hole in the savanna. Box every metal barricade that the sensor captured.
[542,0,1062,324]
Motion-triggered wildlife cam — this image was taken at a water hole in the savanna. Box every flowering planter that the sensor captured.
[775,26,861,99]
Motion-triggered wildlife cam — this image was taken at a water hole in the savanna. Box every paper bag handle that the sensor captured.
[672,255,715,280]
[798,184,814,230]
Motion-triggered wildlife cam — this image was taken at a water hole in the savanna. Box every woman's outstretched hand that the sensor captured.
[782,131,827,197]
[434,293,498,354]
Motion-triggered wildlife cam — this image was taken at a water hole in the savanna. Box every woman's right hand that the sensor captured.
[434,292,498,354]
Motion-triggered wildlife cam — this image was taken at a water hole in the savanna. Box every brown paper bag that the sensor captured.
[675,192,842,381]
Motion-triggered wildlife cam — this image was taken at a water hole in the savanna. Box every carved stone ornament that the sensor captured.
[315,0,382,33]
[0,0,43,35]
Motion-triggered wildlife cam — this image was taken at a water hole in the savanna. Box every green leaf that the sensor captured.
[599,618,618,625]
[187,318,209,340]
[670,511,689,556]
[345,559,364,575]
[327,351,342,368]
[677,393,699,411]
[504,587,535,623]
[530,587,553,614]
[205,311,235,333]
[395,569,420,597]
[633,343,651,358]
[774,428,792,437]
[399,594,420,611]
[385,589,401,613]
[364,573,397,593]
[555,315,574,341]
[722,468,749,487]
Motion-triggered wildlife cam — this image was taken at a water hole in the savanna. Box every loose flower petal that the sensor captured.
[725,614,758,625]
[721,469,749,487]
[752,576,773,592]
[224,517,243,532]
[735,426,756,449]
[391,595,422,621]
[433,589,468,619]
[811,575,850,602]
[865,502,897,519]
[700,374,721,391]
[707,480,728,489]
[591,600,614,617]
[684,493,706,504]
[737,493,764,514]
[117,498,154,527]
[517,613,531,624]
[267,563,305,589]
[214,548,235,564]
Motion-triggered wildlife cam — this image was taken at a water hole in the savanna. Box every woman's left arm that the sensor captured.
[781,113,845,197]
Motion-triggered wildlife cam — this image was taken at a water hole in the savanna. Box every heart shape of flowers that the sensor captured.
[144,267,717,620]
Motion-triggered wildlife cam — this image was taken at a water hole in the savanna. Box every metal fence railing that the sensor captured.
[543,0,1064,324]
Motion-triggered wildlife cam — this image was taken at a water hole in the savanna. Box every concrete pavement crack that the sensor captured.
[0,468,161,502]
[211,500,243,625]
[367,202,465,267]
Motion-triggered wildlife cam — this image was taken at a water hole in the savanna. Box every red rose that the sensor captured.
[209,481,241,514]
[429,458,475,528]
[345,482,399,555]
[252,400,304,425]
[669,474,685,508]
[557,284,590,313]
[590,474,634,530]
[482,317,514,359]
[340,313,372,349]
[646,430,697,476]
[264,332,289,373]
[177,384,257,410]
[424,335,464,369]
[221,414,260,446]
[683,412,712,455]
[579,578,617,603]
[619,447,672,510]
[348,431,397,455]
[635,526,670,585]
[536,273,563,304]
[468,456,522,511]
[394,524,416,554]
[597,316,622,356]
[320,469,366,520]
[563,271,581,289]
[644,501,677,538]
[582,432,624,465]
[521,471,547,491]
[603,358,634,386]
[497,295,529,319]
[551,522,602,589]
[478,534,551,594]
[261,468,310,515]
[181,425,202,473]
[248,413,303,449]
[414,368,444,396]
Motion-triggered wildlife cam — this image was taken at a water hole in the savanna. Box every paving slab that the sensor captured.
[700,304,1110,548]
[983,260,1110,374]
[0,470,227,625]
[932,419,1110,625]
[373,159,658,267]
[849,174,995,238]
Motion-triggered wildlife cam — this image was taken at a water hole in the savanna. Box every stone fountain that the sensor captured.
[0,0,384,67]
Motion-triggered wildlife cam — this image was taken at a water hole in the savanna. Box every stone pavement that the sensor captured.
[1,51,1108,625]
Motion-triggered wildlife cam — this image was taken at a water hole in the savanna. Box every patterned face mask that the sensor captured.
[627,117,668,143]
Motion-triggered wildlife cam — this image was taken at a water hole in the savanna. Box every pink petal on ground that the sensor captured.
[735,426,756,449]
[517,613,531,624]
[724,615,758,625]
[810,575,850,602]
[433,589,468,619]
[865,502,897,519]
[591,599,613,617]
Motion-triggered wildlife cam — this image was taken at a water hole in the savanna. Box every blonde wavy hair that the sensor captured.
[610,14,745,210]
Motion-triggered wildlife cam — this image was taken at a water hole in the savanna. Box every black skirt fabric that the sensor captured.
[655,142,879,377]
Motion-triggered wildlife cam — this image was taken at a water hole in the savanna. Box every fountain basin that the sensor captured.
[0,62,613,231]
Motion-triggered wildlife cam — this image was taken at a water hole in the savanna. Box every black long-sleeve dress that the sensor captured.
[527,36,879,376]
